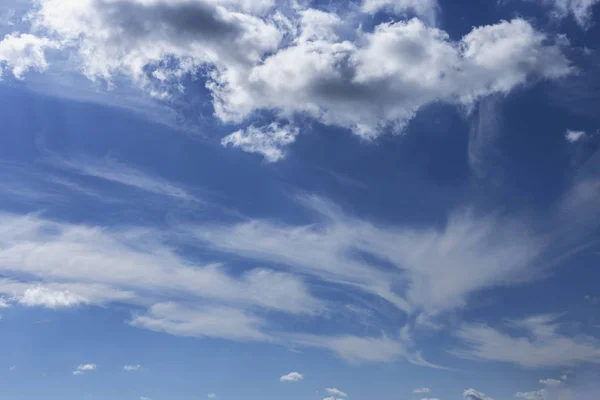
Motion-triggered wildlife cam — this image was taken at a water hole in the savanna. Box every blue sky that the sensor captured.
[0,0,600,399]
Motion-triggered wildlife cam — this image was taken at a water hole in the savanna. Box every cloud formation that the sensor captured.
[0,0,573,161]
[73,363,96,375]
[0,33,57,79]
[455,314,600,368]
[280,372,304,382]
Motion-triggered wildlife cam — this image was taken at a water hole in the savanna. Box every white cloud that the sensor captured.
[533,0,600,27]
[0,298,9,308]
[30,0,282,87]
[47,155,196,202]
[221,123,299,162]
[326,388,347,398]
[18,286,89,309]
[195,196,544,316]
[464,388,491,400]
[4,1,569,157]
[414,388,432,394]
[565,129,586,143]
[455,314,600,368]
[208,393,217,399]
[140,397,152,400]
[516,391,544,400]
[0,33,58,79]
[73,363,96,375]
[361,0,438,23]
[516,387,574,400]
[124,364,141,371]
[212,18,571,139]
[289,332,443,366]
[540,378,562,386]
[280,372,304,382]
[130,302,269,341]
[0,212,321,318]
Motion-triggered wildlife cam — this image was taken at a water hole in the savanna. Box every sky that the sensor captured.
[0,0,599,399]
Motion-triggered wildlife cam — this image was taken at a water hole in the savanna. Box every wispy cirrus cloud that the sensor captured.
[454,314,600,368]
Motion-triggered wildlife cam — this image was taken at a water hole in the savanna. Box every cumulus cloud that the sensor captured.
[221,123,299,162]
[280,372,304,382]
[326,388,347,398]
[73,364,96,375]
[455,314,600,368]
[0,33,57,79]
[124,364,141,371]
[565,129,587,143]
[413,388,432,393]
[212,17,571,139]
[463,388,491,400]
[30,0,281,85]
[18,286,89,309]
[1,0,569,160]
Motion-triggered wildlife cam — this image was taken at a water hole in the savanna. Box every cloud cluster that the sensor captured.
[211,17,571,141]
[0,0,574,160]
[0,33,57,79]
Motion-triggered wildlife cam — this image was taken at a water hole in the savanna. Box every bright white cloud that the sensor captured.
[208,393,217,399]
[73,363,96,375]
[4,0,569,158]
[0,212,321,318]
[463,388,491,400]
[221,123,299,162]
[18,286,89,309]
[30,0,282,87]
[212,18,571,139]
[326,388,347,398]
[124,364,141,371]
[455,314,600,368]
[0,33,57,79]
[565,129,586,143]
[280,372,304,382]
[413,388,432,394]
